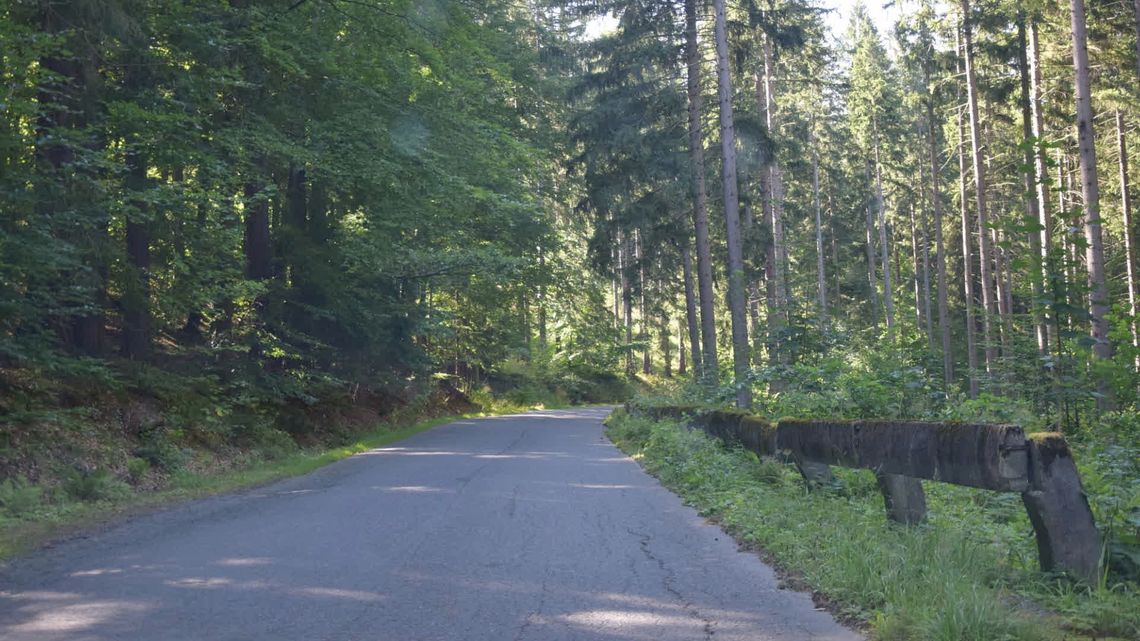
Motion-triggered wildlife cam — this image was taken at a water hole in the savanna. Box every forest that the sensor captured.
[1,0,1139,636]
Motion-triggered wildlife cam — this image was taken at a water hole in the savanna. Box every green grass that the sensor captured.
[605,409,1140,641]
[0,413,475,561]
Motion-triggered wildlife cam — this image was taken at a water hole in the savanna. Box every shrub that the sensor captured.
[0,477,42,517]
[62,469,131,503]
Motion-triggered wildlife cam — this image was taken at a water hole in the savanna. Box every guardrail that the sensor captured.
[627,402,1102,583]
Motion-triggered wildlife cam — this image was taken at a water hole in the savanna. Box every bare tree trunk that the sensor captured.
[1059,152,1076,327]
[1069,0,1113,386]
[637,231,651,375]
[910,203,923,332]
[928,81,953,388]
[1018,18,1048,355]
[812,134,828,329]
[959,7,998,375]
[921,177,934,344]
[678,317,688,375]
[763,37,789,361]
[1028,20,1057,354]
[538,245,547,351]
[620,231,634,375]
[611,240,620,329]
[713,0,752,408]
[958,102,980,398]
[865,160,881,327]
[1117,110,1139,365]
[873,118,894,333]
[684,0,719,382]
[681,244,702,376]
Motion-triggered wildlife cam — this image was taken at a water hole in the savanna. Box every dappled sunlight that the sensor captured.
[214,557,273,567]
[69,568,124,577]
[291,587,385,602]
[5,597,151,637]
[373,485,452,493]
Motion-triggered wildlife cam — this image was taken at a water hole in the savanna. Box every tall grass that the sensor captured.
[606,410,1139,641]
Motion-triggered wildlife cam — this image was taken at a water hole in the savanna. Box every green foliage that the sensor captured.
[0,477,43,519]
[62,470,132,504]
[135,431,191,473]
[126,458,151,485]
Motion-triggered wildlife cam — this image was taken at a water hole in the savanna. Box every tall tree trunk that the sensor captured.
[873,118,894,333]
[1069,0,1113,382]
[811,135,828,329]
[678,320,686,376]
[712,0,752,408]
[929,90,953,389]
[958,102,980,398]
[1015,18,1048,357]
[537,245,547,351]
[682,244,702,376]
[1117,110,1139,365]
[920,172,934,344]
[611,241,620,329]
[621,232,634,375]
[684,0,719,382]
[910,203,923,333]
[960,7,998,375]
[763,37,789,361]
[865,160,881,327]
[1028,19,1055,354]
[637,230,651,375]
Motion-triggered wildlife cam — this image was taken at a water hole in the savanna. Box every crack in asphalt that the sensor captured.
[627,527,716,639]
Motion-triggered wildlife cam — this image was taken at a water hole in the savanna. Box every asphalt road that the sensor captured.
[0,407,859,641]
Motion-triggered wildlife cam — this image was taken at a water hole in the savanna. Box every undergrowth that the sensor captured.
[606,409,1140,641]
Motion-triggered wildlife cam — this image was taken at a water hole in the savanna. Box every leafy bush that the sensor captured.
[0,477,42,518]
[135,431,191,472]
[126,458,151,484]
[62,469,131,503]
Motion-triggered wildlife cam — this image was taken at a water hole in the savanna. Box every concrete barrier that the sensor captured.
[625,402,1101,583]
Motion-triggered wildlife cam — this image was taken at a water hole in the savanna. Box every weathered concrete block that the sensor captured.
[1021,433,1101,584]
[775,419,1029,492]
[875,472,927,525]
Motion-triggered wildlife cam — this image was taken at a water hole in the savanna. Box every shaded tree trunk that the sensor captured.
[812,135,828,329]
[928,91,952,389]
[1028,19,1055,354]
[873,116,894,333]
[958,101,980,398]
[1117,110,1138,365]
[960,8,998,375]
[681,244,702,376]
[684,0,719,382]
[1069,0,1113,384]
[712,0,752,407]
[763,37,788,361]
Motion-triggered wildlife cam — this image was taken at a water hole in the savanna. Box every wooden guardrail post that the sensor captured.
[1021,433,1101,584]
[624,403,1103,581]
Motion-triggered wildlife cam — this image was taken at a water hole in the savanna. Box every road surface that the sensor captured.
[0,407,859,641]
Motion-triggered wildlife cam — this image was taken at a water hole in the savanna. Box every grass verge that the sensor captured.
[0,411,496,561]
[605,409,1139,641]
